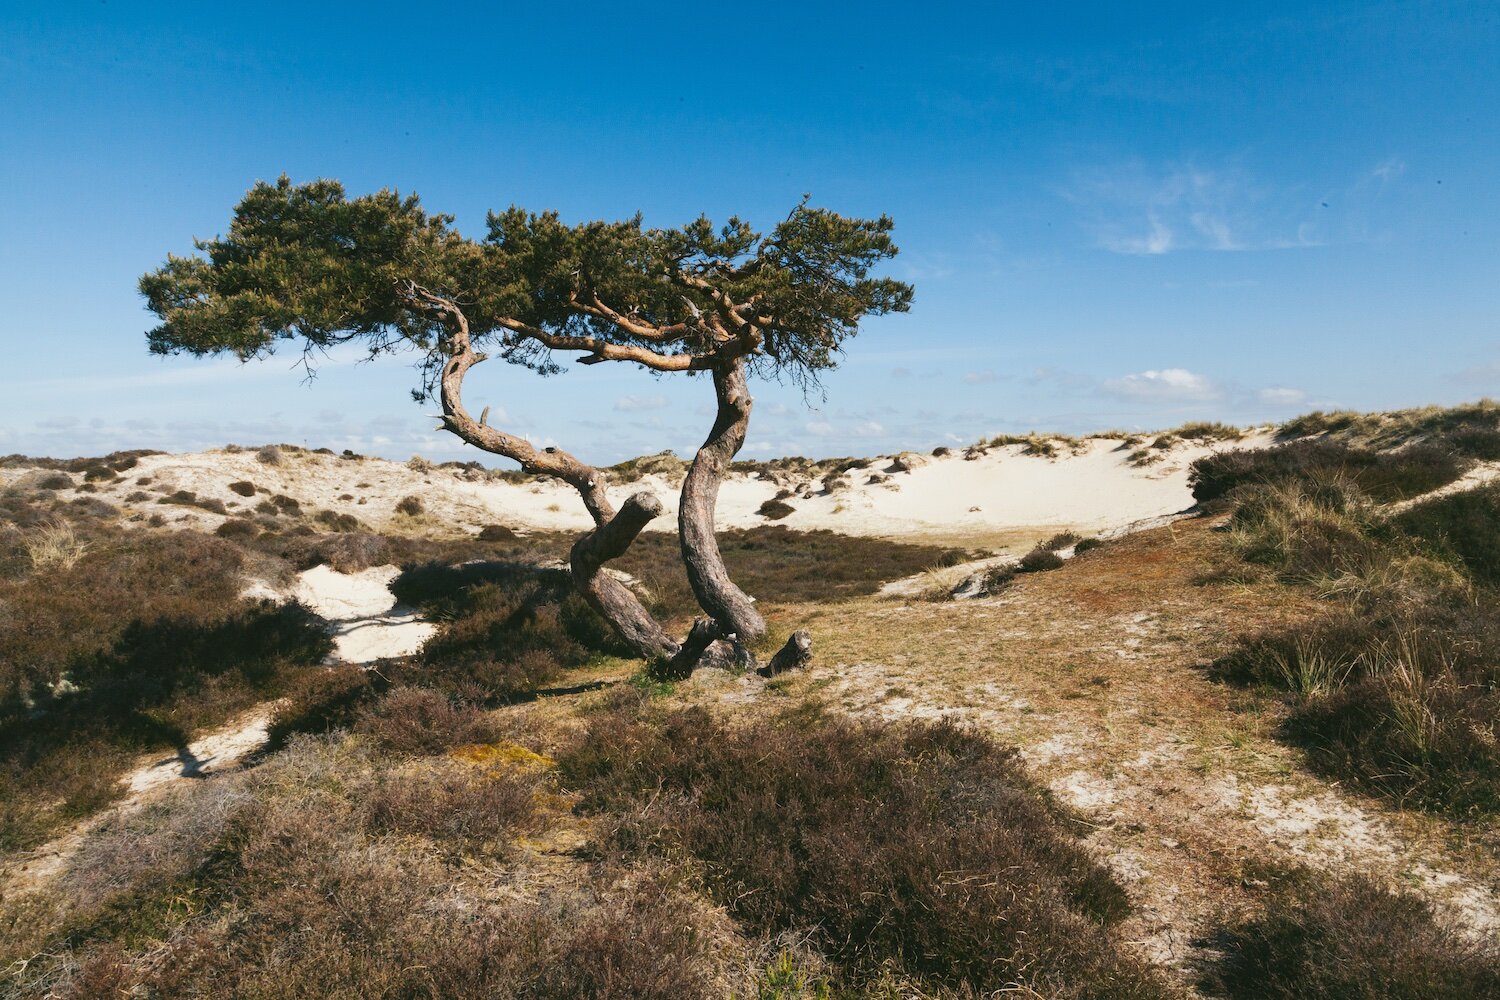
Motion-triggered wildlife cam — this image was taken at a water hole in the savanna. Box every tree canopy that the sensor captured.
[142,176,913,391]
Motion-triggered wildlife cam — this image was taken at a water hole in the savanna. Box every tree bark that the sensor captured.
[409,285,678,663]
[571,492,679,661]
[679,359,768,644]
[760,630,813,676]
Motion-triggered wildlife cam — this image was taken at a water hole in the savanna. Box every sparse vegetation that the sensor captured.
[394,494,425,517]
[0,523,331,849]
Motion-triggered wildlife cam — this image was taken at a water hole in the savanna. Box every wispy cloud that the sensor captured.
[1063,162,1326,256]
[614,394,669,413]
[962,370,998,384]
[1101,368,1223,402]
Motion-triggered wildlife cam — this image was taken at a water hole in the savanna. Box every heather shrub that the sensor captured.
[215,518,259,539]
[1213,601,1500,815]
[255,444,283,465]
[1041,530,1083,551]
[1203,868,1500,998]
[1190,439,1463,504]
[557,703,1168,998]
[758,497,795,519]
[1019,547,1066,572]
[614,526,972,620]
[227,480,257,496]
[354,687,504,755]
[8,734,734,999]
[394,494,425,516]
[478,523,518,541]
[362,759,538,849]
[1394,481,1500,586]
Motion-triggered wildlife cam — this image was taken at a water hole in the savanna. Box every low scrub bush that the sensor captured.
[362,759,538,850]
[255,444,283,465]
[1192,439,1464,505]
[615,526,975,620]
[478,523,517,542]
[1042,530,1083,551]
[1394,481,1500,587]
[1203,868,1500,998]
[313,508,363,532]
[391,561,612,700]
[757,497,795,519]
[394,494,425,516]
[214,518,259,539]
[1213,601,1500,815]
[1019,547,1066,572]
[353,686,504,755]
[227,480,257,497]
[557,702,1169,998]
[10,733,735,999]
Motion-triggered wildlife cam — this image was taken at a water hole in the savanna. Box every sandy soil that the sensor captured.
[5,432,1269,547]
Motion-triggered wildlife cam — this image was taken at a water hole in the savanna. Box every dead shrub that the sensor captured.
[255,444,283,465]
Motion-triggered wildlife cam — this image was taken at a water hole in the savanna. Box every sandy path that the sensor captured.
[3,565,436,899]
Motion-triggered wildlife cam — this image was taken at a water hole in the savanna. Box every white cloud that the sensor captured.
[963,370,998,384]
[1257,387,1308,407]
[614,394,669,413]
[1102,368,1222,402]
[805,420,835,436]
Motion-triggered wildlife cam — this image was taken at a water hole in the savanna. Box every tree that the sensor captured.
[142,177,911,673]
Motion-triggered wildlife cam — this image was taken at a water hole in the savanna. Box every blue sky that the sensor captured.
[2,1,1497,464]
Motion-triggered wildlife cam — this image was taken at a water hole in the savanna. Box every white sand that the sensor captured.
[36,432,1272,545]
[292,564,436,664]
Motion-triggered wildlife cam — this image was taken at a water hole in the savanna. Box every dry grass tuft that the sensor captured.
[25,518,89,571]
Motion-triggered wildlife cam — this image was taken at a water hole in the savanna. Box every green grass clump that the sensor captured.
[1211,468,1500,816]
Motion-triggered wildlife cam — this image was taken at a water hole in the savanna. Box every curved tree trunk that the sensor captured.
[678,359,768,644]
[570,492,679,661]
[415,288,678,663]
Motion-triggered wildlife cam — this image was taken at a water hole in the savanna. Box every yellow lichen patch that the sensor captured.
[450,740,556,770]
